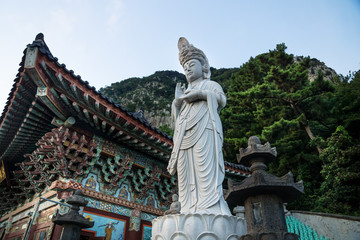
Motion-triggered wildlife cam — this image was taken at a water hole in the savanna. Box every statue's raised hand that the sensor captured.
[175,83,185,99]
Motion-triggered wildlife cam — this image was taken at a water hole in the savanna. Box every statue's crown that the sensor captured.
[178,37,209,68]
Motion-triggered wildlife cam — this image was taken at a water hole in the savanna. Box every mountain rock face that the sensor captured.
[99,71,187,131]
[295,56,337,83]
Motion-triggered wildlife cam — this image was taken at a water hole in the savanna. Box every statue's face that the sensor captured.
[184,59,203,83]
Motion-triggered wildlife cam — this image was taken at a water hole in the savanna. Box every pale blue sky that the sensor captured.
[0,0,359,112]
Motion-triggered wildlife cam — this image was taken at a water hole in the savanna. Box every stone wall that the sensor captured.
[290,210,360,240]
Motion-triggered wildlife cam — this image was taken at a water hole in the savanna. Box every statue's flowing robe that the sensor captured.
[169,79,231,215]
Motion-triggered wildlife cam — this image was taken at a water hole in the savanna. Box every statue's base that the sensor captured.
[239,232,299,240]
[152,213,246,240]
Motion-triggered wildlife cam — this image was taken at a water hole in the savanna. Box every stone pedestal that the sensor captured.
[239,194,299,240]
[152,214,246,240]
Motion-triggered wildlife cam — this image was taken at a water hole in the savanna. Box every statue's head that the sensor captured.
[172,194,179,201]
[178,37,211,81]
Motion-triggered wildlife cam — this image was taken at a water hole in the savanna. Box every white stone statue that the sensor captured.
[167,37,231,216]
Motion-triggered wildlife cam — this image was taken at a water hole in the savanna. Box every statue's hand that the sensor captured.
[175,83,186,99]
[180,89,207,103]
[167,166,176,175]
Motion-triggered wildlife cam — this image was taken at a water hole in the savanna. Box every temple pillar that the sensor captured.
[128,208,142,239]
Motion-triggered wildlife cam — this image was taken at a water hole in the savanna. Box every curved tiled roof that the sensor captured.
[224,161,250,172]
[32,33,172,140]
[224,161,251,177]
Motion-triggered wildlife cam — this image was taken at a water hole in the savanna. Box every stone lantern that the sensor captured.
[225,136,304,240]
[52,190,94,240]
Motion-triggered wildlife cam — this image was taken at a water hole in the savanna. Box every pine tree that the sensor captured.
[222,43,335,210]
[316,126,360,216]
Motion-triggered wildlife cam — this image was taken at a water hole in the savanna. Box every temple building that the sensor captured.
[0,34,250,240]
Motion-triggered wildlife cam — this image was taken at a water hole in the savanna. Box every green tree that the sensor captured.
[312,70,360,216]
[158,124,173,136]
[222,43,335,210]
[316,126,360,216]
[332,70,360,140]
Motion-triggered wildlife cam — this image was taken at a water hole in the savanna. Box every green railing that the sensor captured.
[286,215,328,240]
